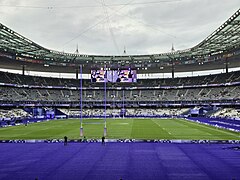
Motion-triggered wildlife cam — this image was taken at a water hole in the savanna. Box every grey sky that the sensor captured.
[0,0,239,55]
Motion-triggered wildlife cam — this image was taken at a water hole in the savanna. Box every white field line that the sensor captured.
[152,120,172,135]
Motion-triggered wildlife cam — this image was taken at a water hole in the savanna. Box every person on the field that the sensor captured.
[83,136,87,142]
[101,136,105,145]
[64,136,68,146]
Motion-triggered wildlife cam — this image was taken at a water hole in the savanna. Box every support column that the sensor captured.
[76,68,79,80]
[225,57,229,74]
[171,61,174,79]
[171,44,175,79]
[22,65,25,75]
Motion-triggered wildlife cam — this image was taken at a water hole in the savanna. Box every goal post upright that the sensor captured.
[80,64,83,137]
[104,65,107,136]
[122,88,125,119]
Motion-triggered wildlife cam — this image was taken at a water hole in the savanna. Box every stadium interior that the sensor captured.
[0,5,240,180]
[0,8,240,134]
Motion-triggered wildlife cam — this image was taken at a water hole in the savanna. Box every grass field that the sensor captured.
[0,118,239,140]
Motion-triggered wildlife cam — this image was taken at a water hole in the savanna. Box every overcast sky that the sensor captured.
[0,0,239,55]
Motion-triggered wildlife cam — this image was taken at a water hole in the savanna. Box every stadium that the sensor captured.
[0,1,240,180]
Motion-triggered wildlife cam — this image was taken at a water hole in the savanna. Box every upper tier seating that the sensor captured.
[0,70,240,87]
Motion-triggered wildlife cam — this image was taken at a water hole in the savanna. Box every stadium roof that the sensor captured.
[0,8,240,73]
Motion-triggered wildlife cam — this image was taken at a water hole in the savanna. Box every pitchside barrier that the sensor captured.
[0,139,239,144]
[186,117,240,132]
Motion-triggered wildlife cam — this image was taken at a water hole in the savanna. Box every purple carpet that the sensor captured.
[0,143,239,180]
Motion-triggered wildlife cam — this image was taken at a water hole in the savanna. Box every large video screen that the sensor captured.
[91,70,106,82]
[91,69,137,83]
[116,69,137,83]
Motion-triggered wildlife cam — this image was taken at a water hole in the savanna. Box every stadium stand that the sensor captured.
[0,84,240,102]
[0,69,240,125]
[58,108,189,118]
[0,109,31,121]
[211,108,240,120]
[125,108,189,117]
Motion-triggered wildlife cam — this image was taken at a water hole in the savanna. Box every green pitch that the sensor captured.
[0,118,239,140]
